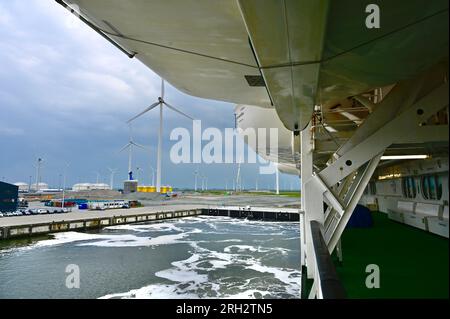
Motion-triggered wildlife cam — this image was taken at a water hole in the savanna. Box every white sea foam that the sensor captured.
[30,228,198,248]
[78,232,188,247]
[99,282,274,299]
[224,244,291,255]
[33,231,106,247]
[156,268,208,284]
[222,289,272,299]
[246,263,300,295]
[214,239,243,243]
[105,222,183,233]
[99,284,199,299]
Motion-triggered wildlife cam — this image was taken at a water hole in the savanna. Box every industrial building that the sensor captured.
[0,181,19,212]
[72,183,110,191]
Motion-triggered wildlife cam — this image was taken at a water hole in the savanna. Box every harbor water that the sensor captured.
[0,216,301,299]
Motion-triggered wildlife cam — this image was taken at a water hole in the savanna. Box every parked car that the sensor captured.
[0,212,4,217]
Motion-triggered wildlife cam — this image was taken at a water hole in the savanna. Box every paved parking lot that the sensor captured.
[0,193,299,228]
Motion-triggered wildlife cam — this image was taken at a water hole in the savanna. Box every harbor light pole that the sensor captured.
[136,166,142,182]
[61,163,69,210]
[35,158,43,193]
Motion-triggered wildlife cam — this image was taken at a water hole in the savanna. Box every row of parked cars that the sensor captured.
[0,208,70,218]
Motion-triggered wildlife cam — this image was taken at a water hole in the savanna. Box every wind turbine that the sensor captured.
[275,163,280,195]
[200,174,206,191]
[193,166,199,191]
[94,171,100,184]
[120,124,145,181]
[127,78,194,192]
[108,168,118,190]
[136,166,143,182]
[149,165,155,186]
[34,157,44,192]
[236,158,242,192]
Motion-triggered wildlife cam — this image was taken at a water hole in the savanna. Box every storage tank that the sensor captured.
[14,182,29,192]
[31,182,49,192]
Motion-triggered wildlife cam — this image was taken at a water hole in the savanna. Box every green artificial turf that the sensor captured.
[335,212,449,299]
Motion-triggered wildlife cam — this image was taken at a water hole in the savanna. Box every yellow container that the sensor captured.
[137,186,144,192]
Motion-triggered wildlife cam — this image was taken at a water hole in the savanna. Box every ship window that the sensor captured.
[369,181,377,195]
[421,175,443,200]
[437,175,443,200]
[402,177,416,198]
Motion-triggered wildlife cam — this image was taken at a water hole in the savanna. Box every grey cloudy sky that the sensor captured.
[0,0,300,190]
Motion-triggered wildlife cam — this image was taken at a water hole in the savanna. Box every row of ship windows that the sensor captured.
[402,175,443,200]
[365,174,444,201]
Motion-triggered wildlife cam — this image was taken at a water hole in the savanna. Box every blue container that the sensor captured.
[78,203,88,210]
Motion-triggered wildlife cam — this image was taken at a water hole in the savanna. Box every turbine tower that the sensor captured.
[34,158,43,193]
[275,163,280,195]
[193,166,199,191]
[128,78,194,193]
[108,168,118,190]
[94,171,100,184]
[120,124,145,181]
[236,158,242,192]
[149,165,155,186]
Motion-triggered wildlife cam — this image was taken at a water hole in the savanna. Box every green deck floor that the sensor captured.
[335,212,449,298]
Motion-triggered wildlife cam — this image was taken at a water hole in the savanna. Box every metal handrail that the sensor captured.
[310,221,346,299]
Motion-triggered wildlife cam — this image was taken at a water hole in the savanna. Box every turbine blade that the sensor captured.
[119,143,131,153]
[131,141,147,149]
[127,102,159,123]
[164,102,194,120]
[161,78,165,99]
